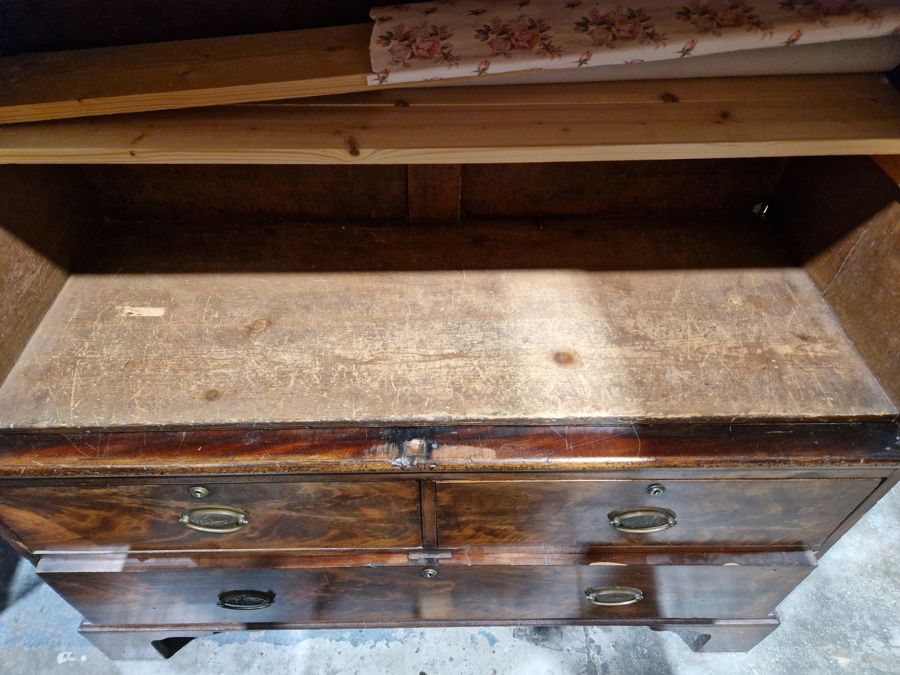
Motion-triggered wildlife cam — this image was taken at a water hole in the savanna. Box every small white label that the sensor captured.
[117,305,166,317]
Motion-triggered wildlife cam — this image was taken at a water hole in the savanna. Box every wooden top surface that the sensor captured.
[0,74,898,164]
[0,218,893,430]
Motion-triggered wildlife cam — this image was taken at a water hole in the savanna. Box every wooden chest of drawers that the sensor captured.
[0,75,898,660]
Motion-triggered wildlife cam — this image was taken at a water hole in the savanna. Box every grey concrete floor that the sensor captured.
[0,484,897,675]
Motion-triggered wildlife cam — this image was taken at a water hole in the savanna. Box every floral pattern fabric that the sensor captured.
[368,0,900,85]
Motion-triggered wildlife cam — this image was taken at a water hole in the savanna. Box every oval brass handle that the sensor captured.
[608,507,676,534]
[585,586,644,607]
[217,590,275,610]
[179,505,248,533]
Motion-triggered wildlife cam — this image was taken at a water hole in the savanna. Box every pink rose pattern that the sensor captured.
[369,0,898,85]
[675,2,774,35]
[377,22,459,67]
[574,6,667,47]
[474,16,564,57]
[779,0,883,25]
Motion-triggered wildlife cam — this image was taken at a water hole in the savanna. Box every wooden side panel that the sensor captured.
[0,481,422,552]
[773,156,900,404]
[39,558,813,626]
[436,479,880,548]
[0,165,97,384]
[462,159,786,217]
[84,165,408,222]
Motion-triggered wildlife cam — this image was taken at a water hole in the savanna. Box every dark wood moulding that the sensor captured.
[0,423,897,480]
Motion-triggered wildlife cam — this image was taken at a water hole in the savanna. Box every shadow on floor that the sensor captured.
[0,538,18,610]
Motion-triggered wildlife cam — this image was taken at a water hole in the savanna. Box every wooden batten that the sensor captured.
[0,75,898,164]
[0,24,374,124]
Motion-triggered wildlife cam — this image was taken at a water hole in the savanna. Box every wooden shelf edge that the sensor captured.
[2,140,899,165]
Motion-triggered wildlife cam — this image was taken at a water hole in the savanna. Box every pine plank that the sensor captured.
[0,75,897,164]
[0,24,373,125]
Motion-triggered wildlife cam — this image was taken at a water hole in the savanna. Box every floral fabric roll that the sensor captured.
[368,0,900,84]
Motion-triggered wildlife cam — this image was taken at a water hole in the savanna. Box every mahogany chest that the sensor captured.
[0,79,898,659]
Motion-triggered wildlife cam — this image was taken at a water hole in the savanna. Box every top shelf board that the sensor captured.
[0,74,898,164]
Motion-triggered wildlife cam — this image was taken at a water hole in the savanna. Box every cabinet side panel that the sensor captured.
[0,166,98,384]
[773,156,900,406]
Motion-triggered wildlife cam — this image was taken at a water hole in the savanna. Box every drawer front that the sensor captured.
[39,557,812,626]
[436,478,879,548]
[0,481,421,552]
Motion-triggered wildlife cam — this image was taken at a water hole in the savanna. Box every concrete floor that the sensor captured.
[0,484,897,675]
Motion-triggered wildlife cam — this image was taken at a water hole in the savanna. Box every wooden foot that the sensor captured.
[79,623,215,660]
[652,616,780,653]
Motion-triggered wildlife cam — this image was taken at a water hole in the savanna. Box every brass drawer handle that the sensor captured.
[217,590,275,611]
[585,586,644,607]
[179,505,248,533]
[608,507,676,534]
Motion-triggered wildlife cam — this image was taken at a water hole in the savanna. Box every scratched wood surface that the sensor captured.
[0,219,893,429]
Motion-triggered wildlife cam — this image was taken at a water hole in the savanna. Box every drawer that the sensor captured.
[38,552,814,626]
[436,478,879,548]
[0,480,422,552]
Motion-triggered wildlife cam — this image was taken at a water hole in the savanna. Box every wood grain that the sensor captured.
[462,159,786,218]
[79,160,776,224]
[774,157,900,405]
[0,24,373,124]
[0,263,890,429]
[78,216,796,274]
[0,423,895,479]
[0,0,387,57]
[0,75,897,163]
[407,165,461,221]
[872,155,900,186]
[817,472,899,557]
[0,166,98,384]
[39,554,813,626]
[84,165,408,223]
[0,255,892,430]
[0,481,421,553]
[435,478,879,549]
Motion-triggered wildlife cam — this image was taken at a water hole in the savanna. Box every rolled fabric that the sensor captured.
[368,0,900,85]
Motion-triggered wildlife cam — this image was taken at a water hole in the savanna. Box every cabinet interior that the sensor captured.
[0,157,896,431]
